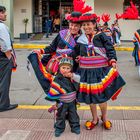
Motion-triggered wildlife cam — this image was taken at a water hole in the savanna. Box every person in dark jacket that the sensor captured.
[46,57,80,137]
[45,16,52,38]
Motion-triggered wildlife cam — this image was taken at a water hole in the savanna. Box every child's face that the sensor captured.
[59,65,71,76]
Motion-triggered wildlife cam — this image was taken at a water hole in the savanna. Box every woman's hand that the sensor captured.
[112,62,117,69]
[109,59,117,70]
[33,49,44,54]
[75,56,80,63]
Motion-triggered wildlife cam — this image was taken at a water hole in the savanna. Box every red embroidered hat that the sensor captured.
[79,13,99,23]
[66,0,93,23]
[66,11,82,23]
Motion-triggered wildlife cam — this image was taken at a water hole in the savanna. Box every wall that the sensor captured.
[13,0,33,38]
[95,0,139,40]
[85,0,94,12]
[2,0,139,39]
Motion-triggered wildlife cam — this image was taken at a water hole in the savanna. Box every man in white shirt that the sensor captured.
[0,5,18,112]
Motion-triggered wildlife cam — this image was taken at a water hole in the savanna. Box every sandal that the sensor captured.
[85,118,99,130]
[101,116,112,130]
[103,120,112,130]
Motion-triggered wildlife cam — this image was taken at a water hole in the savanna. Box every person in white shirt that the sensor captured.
[0,5,18,112]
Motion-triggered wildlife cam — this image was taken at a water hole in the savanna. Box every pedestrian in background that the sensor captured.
[0,5,18,112]
[132,29,140,77]
[53,15,60,32]
[45,16,52,38]
[112,20,121,46]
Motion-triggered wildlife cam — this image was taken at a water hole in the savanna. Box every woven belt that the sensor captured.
[60,91,76,103]
[79,56,108,68]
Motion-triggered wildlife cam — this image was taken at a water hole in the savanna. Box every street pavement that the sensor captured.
[0,36,140,140]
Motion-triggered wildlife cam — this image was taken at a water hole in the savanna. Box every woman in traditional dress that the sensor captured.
[28,0,92,94]
[70,12,126,130]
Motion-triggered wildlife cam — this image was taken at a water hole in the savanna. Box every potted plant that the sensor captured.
[20,18,29,39]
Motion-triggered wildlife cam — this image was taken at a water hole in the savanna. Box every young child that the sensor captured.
[46,57,80,137]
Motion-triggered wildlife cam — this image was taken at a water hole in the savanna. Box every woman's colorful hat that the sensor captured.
[66,0,93,22]
[101,13,110,26]
[79,13,99,22]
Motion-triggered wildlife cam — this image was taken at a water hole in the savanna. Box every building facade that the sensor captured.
[0,0,140,40]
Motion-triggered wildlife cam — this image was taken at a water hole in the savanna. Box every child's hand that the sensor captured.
[48,104,58,113]
[63,72,73,78]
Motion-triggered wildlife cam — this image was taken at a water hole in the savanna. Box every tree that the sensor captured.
[23,18,29,34]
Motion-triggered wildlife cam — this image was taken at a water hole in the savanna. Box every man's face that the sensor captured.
[0,11,6,21]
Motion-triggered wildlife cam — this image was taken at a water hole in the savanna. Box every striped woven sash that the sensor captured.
[60,91,76,103]
[79,56,108,68]
[56,48,73,55]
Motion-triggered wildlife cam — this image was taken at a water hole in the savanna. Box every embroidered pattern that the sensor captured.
[79,68,119,94]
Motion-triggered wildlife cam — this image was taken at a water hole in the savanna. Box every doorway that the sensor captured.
[33,0,73,33]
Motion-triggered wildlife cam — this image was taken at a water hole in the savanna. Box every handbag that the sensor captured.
[46,56,62,74]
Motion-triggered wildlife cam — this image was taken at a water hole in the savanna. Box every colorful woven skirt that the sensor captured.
[77,56,126,104]
[28,52,53,94]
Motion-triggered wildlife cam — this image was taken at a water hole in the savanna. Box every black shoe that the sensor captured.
[55,132,61,137]
[71,129,80,135]
[0,104,18,112]
[55,131,63,137]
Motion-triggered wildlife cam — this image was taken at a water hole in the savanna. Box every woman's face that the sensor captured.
[69,22,81,35]
[82,21,96,35]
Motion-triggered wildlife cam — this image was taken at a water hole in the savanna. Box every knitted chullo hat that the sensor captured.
[59,57,73,68]
[66,0,92,23]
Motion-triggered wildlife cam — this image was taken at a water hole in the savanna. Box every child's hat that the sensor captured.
[59,57,73,67]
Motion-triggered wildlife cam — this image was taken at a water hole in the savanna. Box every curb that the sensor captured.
[115,47,133,51]
[17,105,140,110]
[13,44,133,51]
[13,44,46,49]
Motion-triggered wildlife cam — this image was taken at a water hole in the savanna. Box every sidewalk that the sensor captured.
[0,36,139,140]
[0,107,140,140]
[13,33,134,51]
